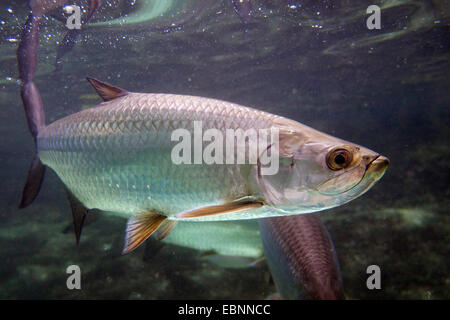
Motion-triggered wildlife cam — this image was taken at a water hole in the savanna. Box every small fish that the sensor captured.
[232,0,253,36]
[18,78,389,254]
[259,214,345,300]
[55,0,103,70]
[54,29,79,71]
[232,0,253,25]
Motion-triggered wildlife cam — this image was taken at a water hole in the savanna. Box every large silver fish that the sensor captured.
[19,78,389,253]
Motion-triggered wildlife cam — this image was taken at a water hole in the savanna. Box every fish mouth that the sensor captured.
[365,155,390,176]
[349,154,390,194]
[316,154,389,196]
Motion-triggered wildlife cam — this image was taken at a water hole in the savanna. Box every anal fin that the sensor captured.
[123,211,167,254]
[65,189,88,245]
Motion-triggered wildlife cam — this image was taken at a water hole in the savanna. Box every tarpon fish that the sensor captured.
[18,77,389,254]
[259,214,344,300]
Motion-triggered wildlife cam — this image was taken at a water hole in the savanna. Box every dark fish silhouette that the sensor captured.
[232,0,253,24]
[232,0,253,36]
[55,0,102,70]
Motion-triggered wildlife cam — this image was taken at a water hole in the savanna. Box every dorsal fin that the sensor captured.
[86,77,129,102]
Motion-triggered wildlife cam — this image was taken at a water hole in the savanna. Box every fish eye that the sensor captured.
[326,148,353,170]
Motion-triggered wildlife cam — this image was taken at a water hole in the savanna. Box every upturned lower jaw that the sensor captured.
[354,155,390,194]
[366,155,390,176]
[325,154,390,197]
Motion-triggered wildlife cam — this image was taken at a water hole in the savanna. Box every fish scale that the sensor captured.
[37,93,279,220]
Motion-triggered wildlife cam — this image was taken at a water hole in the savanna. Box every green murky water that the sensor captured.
[0,0,448,299]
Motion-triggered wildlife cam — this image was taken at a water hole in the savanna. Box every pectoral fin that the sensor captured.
[123,211,167,254]
[176,200,263,219]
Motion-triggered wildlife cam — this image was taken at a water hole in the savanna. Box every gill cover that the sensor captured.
[255,118,388,214]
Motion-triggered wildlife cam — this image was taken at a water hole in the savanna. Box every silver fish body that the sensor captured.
[38,93,278,220]
[37,89,389,222]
